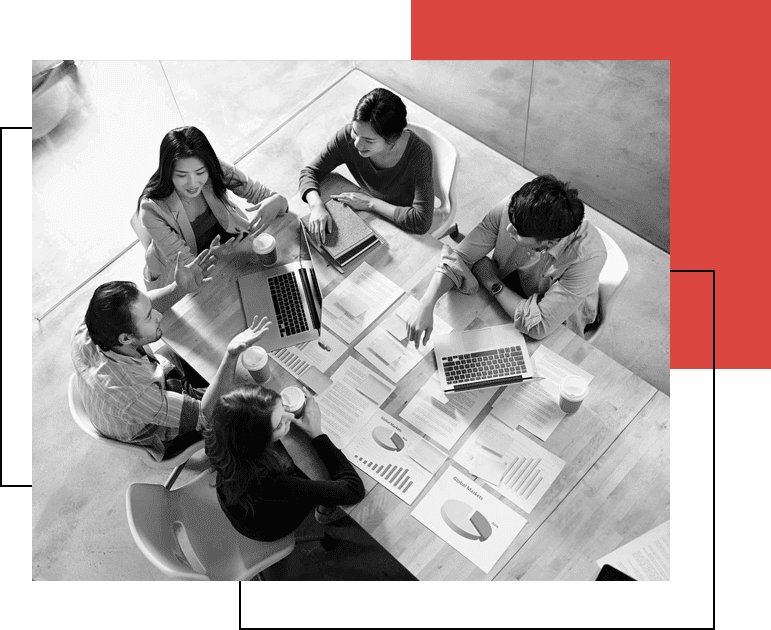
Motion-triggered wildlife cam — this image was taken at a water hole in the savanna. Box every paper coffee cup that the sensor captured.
[559,375,588,414]
[241,347,271,383]
[252,233,277,266]
[281,386,306,418]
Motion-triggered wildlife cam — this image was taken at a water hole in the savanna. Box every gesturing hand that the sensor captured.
[330,192,373,211]
[227,316,271,356]
[406,302,434,349]
[208,232,248,260]
[245,195,287,235]
[174,249,217,294]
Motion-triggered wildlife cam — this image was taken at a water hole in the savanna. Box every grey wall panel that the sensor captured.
[357,60,531,164]
[525,61,670,250]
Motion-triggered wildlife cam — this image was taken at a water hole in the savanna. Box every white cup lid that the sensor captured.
[252,233,275,254]
[242,346,268,369]
[560,374,588,401]
[281,386,305,409]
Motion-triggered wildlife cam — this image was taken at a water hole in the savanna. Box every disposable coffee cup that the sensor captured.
[253,233,277,266]
[241,346,271,383]
[559,374,588,414]
[281,386,306,418]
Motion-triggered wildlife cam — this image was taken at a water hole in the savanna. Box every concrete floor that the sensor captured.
[31,62,669,580]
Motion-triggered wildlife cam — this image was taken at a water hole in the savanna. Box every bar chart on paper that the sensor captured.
[344,411,435,505]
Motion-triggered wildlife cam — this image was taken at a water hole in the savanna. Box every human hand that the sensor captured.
[406,301,435,349]
[292,388,322,438]
[330,192,373,211]
[226,316,271,356]
[174,249,217,294]
[308,203,332,244]
[245,195,287,236]
[471,257,499,287]
[208,232,249,260]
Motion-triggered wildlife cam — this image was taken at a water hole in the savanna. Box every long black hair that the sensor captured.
[203,385,292,517]
[138,126,232,208]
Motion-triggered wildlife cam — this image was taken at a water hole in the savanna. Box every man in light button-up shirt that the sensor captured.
[406,175,607,345]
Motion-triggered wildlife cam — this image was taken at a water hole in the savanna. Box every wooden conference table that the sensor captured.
[160,194,668,581]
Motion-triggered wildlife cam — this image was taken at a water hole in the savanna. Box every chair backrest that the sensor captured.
[595,227,630,328]
[130,210,152,250]
[406,122,459,235]
[126,469,295,580]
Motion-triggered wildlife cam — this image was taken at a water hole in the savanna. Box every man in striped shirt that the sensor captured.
[71,249,219,461]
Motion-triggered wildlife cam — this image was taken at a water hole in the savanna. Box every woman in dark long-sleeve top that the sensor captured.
[204,385,365,541]
[300,88,434,241]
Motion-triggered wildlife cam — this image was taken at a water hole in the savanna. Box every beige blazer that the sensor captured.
[138,160,281,289]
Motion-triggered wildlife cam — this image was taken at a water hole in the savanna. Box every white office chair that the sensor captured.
[68,374,204,489]
[130,210,152,250]
[406,122,459,240]
[583,227,630,344]
[126,469,324,580]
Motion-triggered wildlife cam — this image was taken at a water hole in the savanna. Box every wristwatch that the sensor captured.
[489,281,503,296]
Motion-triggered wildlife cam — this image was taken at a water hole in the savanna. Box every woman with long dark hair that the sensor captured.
[138,126,288,289]
[299,88,434,241]
[204,385,365,541]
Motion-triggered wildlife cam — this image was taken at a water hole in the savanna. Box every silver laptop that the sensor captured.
[434,323,535,393]
[237,223,323,352]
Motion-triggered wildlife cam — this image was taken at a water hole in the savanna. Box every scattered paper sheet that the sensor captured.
[455,416,566,513]
[316,379,377,449]
[355,296,452,383]
[343,410,444,505]
[324,262,403,343]
[411,467,526,573]
[331,357,395,407]
[596,520,670,581]
[271,326,346,381]
[301,366,333,395]
[492,346,594,441]
[400,372,496,451]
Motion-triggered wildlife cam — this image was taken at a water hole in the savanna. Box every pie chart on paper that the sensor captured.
[440,499,493,542]
[372,426,405,452]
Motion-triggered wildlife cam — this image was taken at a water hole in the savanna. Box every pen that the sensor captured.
[318,340,331,352]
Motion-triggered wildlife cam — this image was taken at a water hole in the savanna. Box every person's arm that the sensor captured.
[147,249,217,314]
[405,271,454,348]
[299,126,348,243]
[200,316,271,422]
[474,254,607,340]
[140,199,197,269]
[220,160,288,233]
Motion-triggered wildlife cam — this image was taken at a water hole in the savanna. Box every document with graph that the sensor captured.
[270,325,346,380]
[355,296,452,383]
[399,371,496,450]
[456,415,565,513]
[343,410,446,505]
[323,262,403,343]
[411,466,526,573]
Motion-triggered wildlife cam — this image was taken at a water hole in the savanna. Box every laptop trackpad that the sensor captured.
[462,328,495,351]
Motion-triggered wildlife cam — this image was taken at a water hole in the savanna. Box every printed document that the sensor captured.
[411,467,526,573]
[344,410,446,505]
[596,520,670,580]
[457,416,566,513]
[492,345,594,441]
[316,378,377,449]
[400,372,496,451]
[355,295,452,383]
[271,325,346,380]
[330,356,395,407]
[323,262,403,343]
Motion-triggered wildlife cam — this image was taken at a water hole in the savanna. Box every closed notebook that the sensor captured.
[302,173,382,267]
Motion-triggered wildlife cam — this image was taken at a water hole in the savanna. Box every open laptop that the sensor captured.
[237,223,323,352]
[433,323,535,393]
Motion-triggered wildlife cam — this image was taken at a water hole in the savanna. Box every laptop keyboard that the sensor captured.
[442,346,526,385]
[268,272,309,338]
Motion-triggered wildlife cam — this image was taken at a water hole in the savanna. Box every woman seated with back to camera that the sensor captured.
[299,88,434,242]
[204,380,365,541]
[138,126,288,290]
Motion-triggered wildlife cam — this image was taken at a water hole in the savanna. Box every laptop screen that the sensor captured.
[298,222,312,262]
